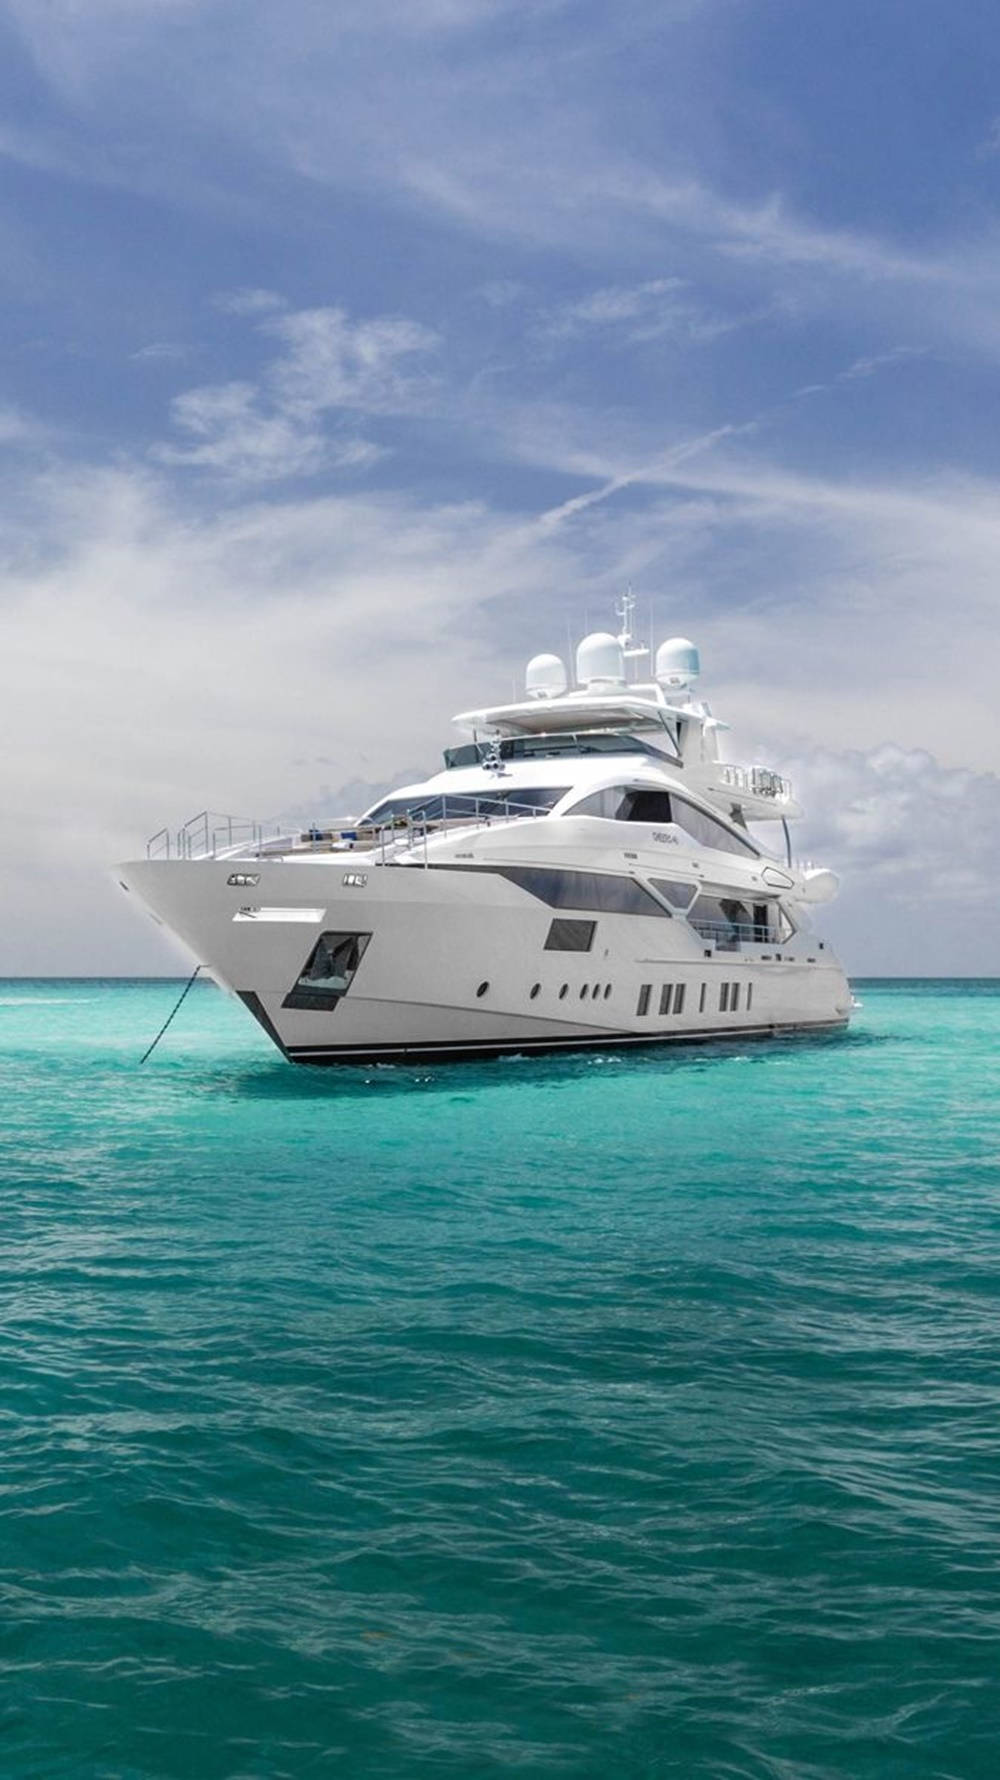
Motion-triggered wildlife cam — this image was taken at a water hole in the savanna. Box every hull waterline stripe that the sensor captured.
[282,1017,848,1066]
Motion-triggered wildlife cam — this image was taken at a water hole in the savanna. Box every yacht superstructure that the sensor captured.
[119,602,851,1064]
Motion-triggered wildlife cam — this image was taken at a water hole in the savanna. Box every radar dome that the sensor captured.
[524,652,568,699]
[655,636,700,691]
[576,631,626,690]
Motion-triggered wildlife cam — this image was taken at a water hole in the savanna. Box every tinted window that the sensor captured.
[443,732,672,768]
[620,789,674,823]
[569,785,674,823]
[687,894,792,946]
[671,796,758,856]
[689,894,754,949]
[362,786,568,824]
[496,866,670,916]
[283,931,370,1012]
[649,877,697,910]
[545,919,595,952]
[569,785,631,819]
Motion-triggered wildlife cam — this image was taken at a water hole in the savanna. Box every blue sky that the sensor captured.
[2,0,999,972]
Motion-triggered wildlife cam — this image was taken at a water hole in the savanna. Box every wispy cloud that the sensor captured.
[155,303,439,482]
[130,340,192,363]
[211,287,287,317]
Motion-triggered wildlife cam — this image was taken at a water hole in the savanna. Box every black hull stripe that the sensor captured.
[283,1018,849,1067]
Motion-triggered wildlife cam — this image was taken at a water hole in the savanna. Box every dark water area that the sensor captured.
[2,979,999,1778]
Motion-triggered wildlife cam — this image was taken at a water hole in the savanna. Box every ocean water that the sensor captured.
[2,980,999,1780]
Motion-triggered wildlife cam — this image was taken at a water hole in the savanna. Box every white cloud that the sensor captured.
[265,307,440,416]
[155,304,439,482]
[1,433,999,974]
[773,745,1000,975]
[0,460,587,971]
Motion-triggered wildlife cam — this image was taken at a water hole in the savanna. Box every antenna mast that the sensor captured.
[616,585,649,681]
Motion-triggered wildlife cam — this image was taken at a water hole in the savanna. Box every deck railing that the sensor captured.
[717,763,791,802]
[146,797,550,863]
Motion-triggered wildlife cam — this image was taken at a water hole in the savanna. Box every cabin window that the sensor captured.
[688,893,754,949]
[719,982,730,1012]
[544,918,596,952]
[659,983,673,1016]
[699,983,707,1013]
[731,983,741,1012]
[497,866,670,917]
[746,984,753,1012]
[673,983,686,1016]
[569,786,756,853]
[670,796,758,856]
[443,732,675,769]
[568,785,631,819]
[361,785,569,825]
[620,789,675,823]
[636,984,652,1016]
[282,931,371,1011]
[568,785,673,823]
[649,878,697,911]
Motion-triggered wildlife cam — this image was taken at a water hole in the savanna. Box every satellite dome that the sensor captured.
[655,636,700,691]
[525,652,568,700]
[576,631,626,690]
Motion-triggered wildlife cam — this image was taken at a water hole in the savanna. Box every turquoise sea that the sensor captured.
[2,978,999,1780]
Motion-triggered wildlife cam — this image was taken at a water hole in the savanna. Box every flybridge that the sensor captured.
[453,599,704,742]
[452,598,798,822]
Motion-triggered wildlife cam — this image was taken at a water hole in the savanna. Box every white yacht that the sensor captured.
[118,601,851,1065]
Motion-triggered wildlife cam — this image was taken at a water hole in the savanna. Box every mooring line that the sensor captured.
[139,964,202,1064]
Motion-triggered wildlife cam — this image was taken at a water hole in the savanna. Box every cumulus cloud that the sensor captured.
[0,460,583,971]
[773,746,1000,975]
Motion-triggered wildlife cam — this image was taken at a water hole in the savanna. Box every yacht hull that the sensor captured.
[119,856,852,1067]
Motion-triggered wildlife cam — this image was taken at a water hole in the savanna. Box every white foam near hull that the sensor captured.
[119,855,852,1066]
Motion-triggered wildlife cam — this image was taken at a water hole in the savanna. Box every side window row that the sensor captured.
[570,786,757,857]
[634,979,755,1017]
[636,981,687,1017]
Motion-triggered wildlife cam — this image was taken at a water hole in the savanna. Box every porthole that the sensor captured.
[603,984,612,999]
[591,983,601,999]
[476,981,490,998]
[530,982,541,999]
[579,983,589,999]
[559,983,569,1000]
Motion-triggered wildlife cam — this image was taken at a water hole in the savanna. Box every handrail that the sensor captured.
[717,763,791,801]
[145,795,549,862]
